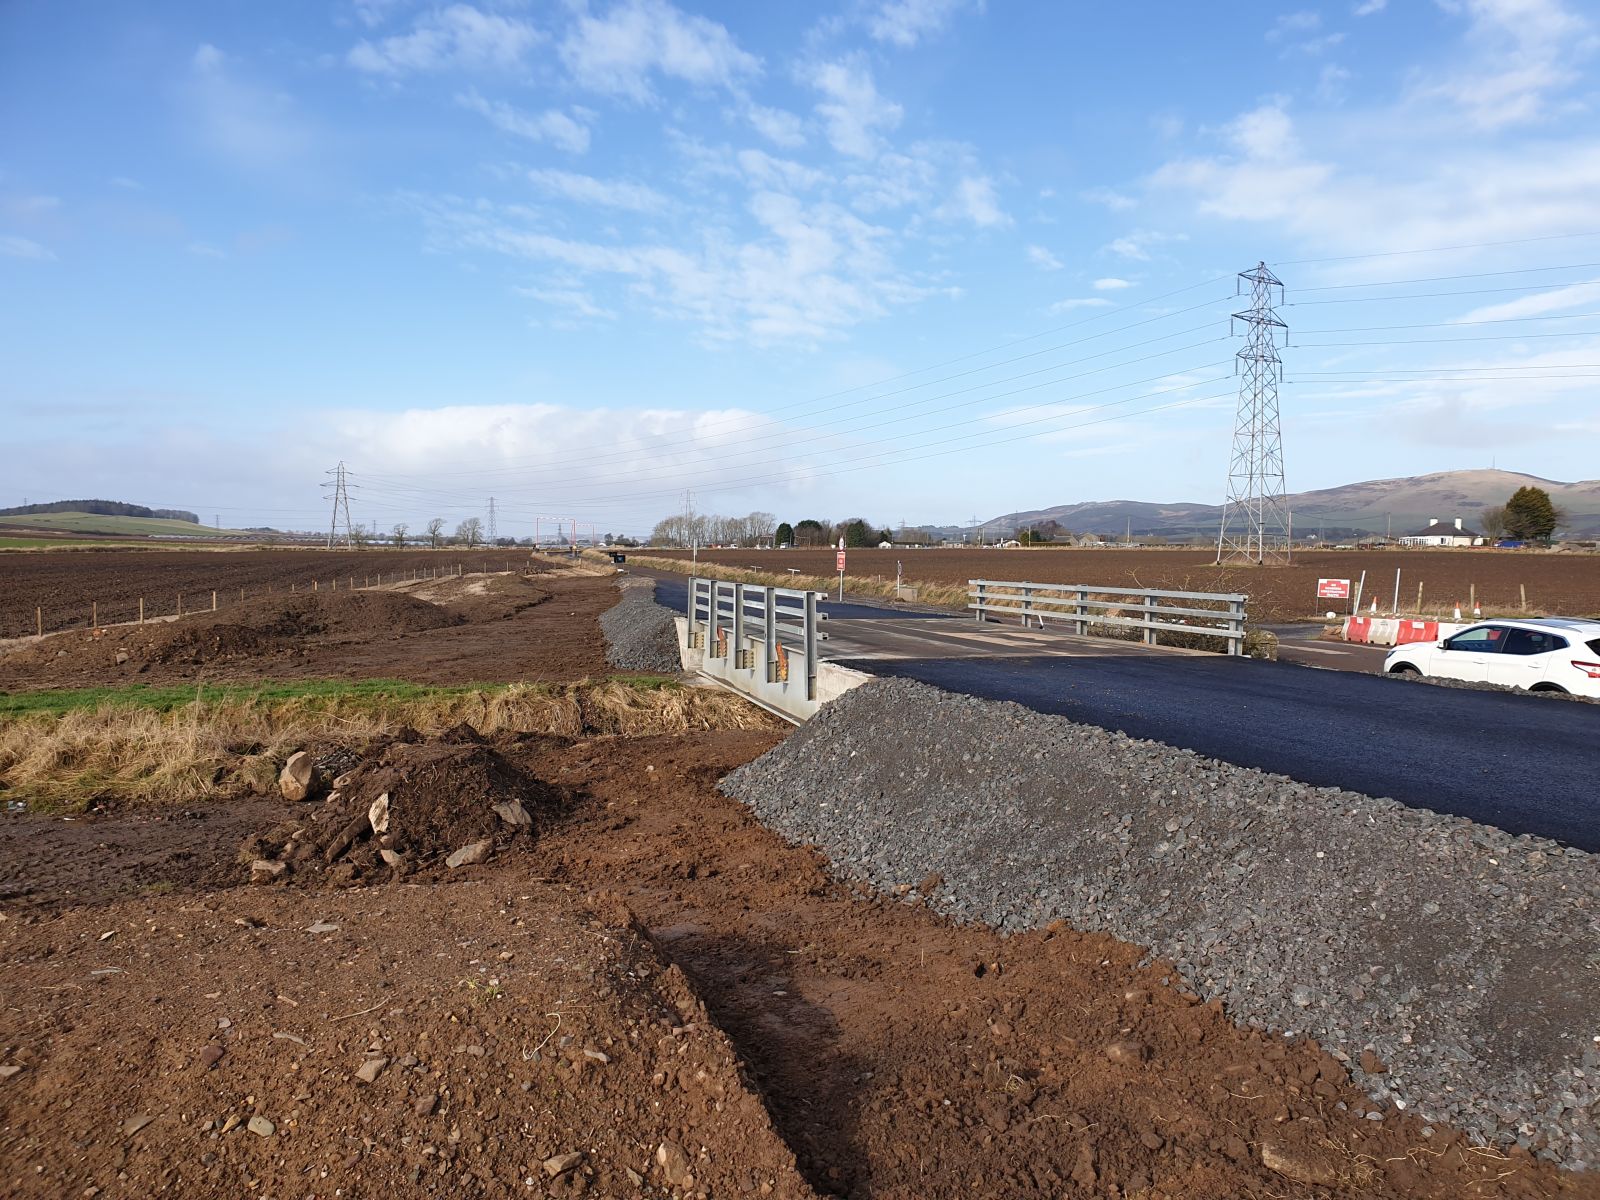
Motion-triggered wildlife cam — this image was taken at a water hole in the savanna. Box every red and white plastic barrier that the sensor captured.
[1342,617,1467,647]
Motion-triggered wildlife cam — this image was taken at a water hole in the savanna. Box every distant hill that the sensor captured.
[983,470,1600,540]
[0,499,199,523]
[0,512,252,539]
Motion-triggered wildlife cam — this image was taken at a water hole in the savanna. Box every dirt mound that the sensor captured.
[242,729,560,884]
[12,591,461,672]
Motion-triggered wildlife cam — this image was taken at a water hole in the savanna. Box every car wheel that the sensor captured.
[1387,663,1419,675]
[1530,683,1569,694]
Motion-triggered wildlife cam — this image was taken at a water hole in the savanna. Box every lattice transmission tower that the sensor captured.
[324,461,354,549]
[1216,262,1291,565]
[488,497,497,545]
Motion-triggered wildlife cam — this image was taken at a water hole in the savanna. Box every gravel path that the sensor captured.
[722,677,1600,1167]
[600,577,683,674]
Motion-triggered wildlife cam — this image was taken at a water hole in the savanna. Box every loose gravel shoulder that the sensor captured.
[1383,668,1600,704]
[721,677,1600,1168]
[600,576,684,674]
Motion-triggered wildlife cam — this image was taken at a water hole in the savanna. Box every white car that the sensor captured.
[1384,617,1600,697]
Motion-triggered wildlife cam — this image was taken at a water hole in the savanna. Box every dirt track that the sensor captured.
[3,727,1594,1198]
[634,547,1600,622]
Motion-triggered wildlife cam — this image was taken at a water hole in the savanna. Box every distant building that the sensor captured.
[1400,517,1484,547]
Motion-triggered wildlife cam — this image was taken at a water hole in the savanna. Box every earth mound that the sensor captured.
[243,727,560,885]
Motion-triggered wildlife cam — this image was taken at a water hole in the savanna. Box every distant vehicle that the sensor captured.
[1383,618,1600,697]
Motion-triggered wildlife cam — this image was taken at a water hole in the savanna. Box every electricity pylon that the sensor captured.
[1216,262,1291,564]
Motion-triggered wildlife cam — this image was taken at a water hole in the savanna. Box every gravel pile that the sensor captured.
[722,677,1600,1167]
[600,577,683,674]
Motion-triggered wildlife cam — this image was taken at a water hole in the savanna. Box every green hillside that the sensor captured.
[0,512,254,538]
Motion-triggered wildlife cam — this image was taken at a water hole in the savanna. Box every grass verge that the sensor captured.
[0,676,770,811]
[620,553,973,609]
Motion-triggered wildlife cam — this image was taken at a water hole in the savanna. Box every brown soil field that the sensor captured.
[5,726,1594,1199]
[634,547,1600,623]
[0,572,616,691]
[0,547,578,638]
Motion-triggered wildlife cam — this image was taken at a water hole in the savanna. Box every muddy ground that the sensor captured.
[635,547,1600,622]
[0,548,586,639]
[0,572,618,691]
[3,727,1594,1199]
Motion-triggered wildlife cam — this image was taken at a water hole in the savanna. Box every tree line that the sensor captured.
[1477,486,1564,543]
[647,511,903,548]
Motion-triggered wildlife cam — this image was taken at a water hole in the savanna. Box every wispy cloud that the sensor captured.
[1462,279,1600,322]
[1050,297,1113,311]
[349,4,543,74]
[560,0,759,100]
[937,175,1009,227]
[0,234,56,261]
[185,45,320,182]
[525,167,668,213]
[457,90,591,153]
[803,55,903,159]
[1093,277,1132,290]
[1102,229,1183,261]
[745,103,807,148]
[866,0,978,47]
[1026,244,1062,271]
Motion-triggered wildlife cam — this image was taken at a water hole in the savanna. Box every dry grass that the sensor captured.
[632,554,974,609]
[0,679,774,810]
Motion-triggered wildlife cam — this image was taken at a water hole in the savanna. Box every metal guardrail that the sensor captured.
[969,579,1249,655]
[687,577,829,700]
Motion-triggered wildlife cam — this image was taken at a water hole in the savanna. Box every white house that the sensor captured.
[1399,517,1484,547]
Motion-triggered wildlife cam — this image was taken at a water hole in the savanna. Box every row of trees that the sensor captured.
[649,511,778,548]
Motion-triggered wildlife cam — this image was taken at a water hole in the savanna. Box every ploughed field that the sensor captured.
[0,548,563,638]
[633,547,1600,622]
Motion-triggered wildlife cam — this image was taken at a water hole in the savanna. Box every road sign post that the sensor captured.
[836,540,846,602]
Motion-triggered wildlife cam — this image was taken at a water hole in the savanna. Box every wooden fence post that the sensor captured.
[212,590,217,611]
[37,607,42,638]
[1520,583,1527,612]
[139,598,144,625]
[93,601,97,630]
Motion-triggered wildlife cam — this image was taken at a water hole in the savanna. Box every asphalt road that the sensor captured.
[846,653,1600,852]
[637,568,960,622]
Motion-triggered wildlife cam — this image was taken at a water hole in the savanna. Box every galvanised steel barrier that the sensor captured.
[969,579,1249,655]
[687,577,829,700]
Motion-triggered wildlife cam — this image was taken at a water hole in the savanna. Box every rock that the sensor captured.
[414,1093,438,1117]
[493,800,533,828]
[246,1116,275,1138]
[0,1065,22,1079]
[332,771,357,790]
[655,1140,694,1188]
[446,840,493,869]
[380,848,406,868]
[305,920,339,935]
[582,1048,610,1064]
[368,793,390,835]
[250,859,286,884]
[1104,1040,1148,1065]
[542,1152,584,1177]
[624,1166,644,1187]
[278,752,319,802]
[198,1043,225,1070]
[115,649,130,665]
[1359,1048,1388,1074]
[122,1115,155,1137]
[355,1056,389,1084]
[1260,1139,1341,1186]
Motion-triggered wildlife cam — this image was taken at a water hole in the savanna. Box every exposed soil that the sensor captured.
[3,728,1594,1198]
[635,547,1600,622]
[0,548,574,639]
[0,573,617,690]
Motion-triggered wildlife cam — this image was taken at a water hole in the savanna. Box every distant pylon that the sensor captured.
[488,497,497,545]
[323,461,354,549]
[1216,262,1291,565]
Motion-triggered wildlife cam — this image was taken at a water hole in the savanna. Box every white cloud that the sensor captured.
[1050,297,1113,311]
[1102,229,1183,261]
[457,91,591,153]
[736,149,827,192]
[515,285,617,320]
[1093,277,1132,290]
[560,0,759,100]
[525,167,668,212]
[348,4,543,74]
[0,234,55,261]
[185,44,319,181]
[1317,62,1352,101]
[1416,0,1597,130]
[804,56,902,159]
[1462,279,1600,322]
[110,176,143,191]
[938,175,1009,227]
[867,0,976,47]
[1080,186,1136,212]
[413,188,935,345]
[1354,0,1387,13]
[745,103,807,148]
[186,242,227,259]
[1026,244,1062,270]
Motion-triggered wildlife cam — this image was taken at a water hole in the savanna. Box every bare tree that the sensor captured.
[745,511,776,546]
[456,517,484,549]
[1478,505,1506,540]
[391,522,409,547]
[426,518,446,549]
[350,524,370,548]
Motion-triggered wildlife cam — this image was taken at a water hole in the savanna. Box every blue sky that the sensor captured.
[3,0,1599,535]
